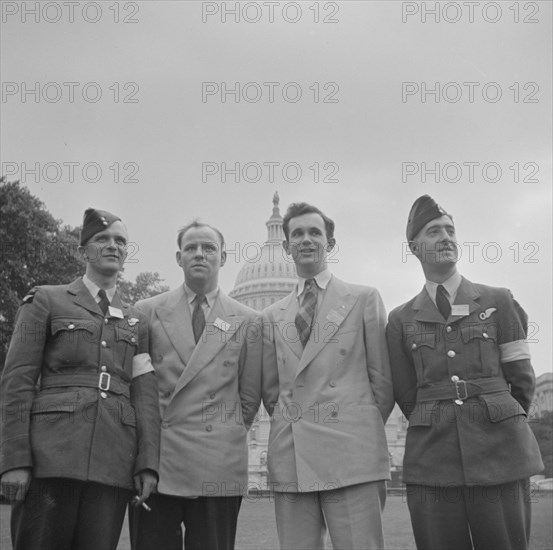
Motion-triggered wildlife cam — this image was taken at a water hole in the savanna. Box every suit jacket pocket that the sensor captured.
[479,391,526,423]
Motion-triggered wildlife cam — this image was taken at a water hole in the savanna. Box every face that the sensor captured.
[176,226,226,292]
[411,215,458,266]
[283,213,335,276]
[80,221,128,276]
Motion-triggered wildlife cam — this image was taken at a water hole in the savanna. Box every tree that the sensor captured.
[530,411,553,478]
[0,178,84,368]
[117,271,170,305]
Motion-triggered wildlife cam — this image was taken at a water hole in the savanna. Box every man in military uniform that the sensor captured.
[386,195,543,550]
[0,208,160,550]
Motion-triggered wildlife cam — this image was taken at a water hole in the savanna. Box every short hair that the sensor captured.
[177,221,225,250]
[282,203,335,241]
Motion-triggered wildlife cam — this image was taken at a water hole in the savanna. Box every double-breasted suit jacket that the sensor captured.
[136,287,262,497]
[0,278,160,490]
[386,277,543,486]
[262,275,394,492]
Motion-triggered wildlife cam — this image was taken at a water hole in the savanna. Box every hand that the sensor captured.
[133,469,157,506]
[0,468,32,501]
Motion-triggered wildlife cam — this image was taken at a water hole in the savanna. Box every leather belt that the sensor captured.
[40,373,130,398]
[416,377,509,405]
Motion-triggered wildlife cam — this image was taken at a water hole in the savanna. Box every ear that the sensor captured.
[326,238,336,251]
[282,240,291,255]
[78,245,88,262]
[176,250,183,267]
[408,241,419,257]
[220,250,227,267]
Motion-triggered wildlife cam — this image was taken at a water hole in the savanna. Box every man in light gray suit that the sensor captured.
[131,221,262,550]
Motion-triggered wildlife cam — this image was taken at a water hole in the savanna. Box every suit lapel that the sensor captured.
[275,292,303,360]
[67,278,104,316]
[296,277,358,376]
[156,288,196,368]
[172,292,244,395]
[412,287,444,324]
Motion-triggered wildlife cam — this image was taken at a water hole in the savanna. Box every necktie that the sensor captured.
[192,295,206,344]
[97,289,110,316]
[436,284,451,320]
[295,279,318,348]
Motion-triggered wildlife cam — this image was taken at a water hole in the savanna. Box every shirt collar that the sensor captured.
[297,270,332,297]
[184,283,219,307]
[82,275,116,302]
[425,271,462,302]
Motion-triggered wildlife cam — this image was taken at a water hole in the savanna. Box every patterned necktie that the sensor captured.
[436,284,451,320]
[97,289,110,316]
[192,295,206,344]
[295,279,318,348]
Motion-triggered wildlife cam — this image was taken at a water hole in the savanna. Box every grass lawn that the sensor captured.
[1,492,552,549]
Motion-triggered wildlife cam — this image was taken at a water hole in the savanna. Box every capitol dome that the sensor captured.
[229,192,296,311]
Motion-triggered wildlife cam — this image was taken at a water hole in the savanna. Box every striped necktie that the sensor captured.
[295,279,318,348]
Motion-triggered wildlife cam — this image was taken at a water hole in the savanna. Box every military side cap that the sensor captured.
[406,195,452,241]
[80,208,121,245]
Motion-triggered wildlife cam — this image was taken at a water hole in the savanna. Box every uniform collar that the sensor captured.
[183,283,219,307]
[425,271,462,302]
[82,274,116,302]
[296,269,332,297]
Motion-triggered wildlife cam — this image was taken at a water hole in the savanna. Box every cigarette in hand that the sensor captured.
[132,496,151,511]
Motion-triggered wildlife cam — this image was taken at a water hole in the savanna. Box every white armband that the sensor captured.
[132,353,155,379]
[499,340,531,363]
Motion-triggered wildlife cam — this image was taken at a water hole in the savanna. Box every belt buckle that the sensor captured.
[98,372,111,391]
[454,378,468,405]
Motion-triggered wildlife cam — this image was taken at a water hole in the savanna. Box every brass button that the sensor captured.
[482,332,489,339]
[131,337,136,343]
[451,375,459,382]
[161,421,169,429]
[411,343,417,350]
[101,341,107,348]
[447,350,456,358]
[104,318,108,325]
[446,326,452,333]
[101,366,107,372]
[100,392,107,399]
[206,424,213,432]
[68,323,75,330]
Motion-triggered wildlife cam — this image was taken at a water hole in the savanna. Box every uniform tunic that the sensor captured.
[0,278,160,489]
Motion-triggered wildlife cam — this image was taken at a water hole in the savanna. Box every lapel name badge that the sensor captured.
[451,304,470,317]
[128,317,139,326]
[326,310,344,325]
[214,317,231,332]
[108,306,124,319]
[479,307,497,320]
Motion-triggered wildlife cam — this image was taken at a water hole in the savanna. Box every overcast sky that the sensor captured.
[1,1,551,375]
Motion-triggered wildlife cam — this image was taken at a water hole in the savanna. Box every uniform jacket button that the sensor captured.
[329,380,337,388]
[447,350,456,358]
[411,343,417,350]
[206,424,213,432]
[100,392,107,399]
